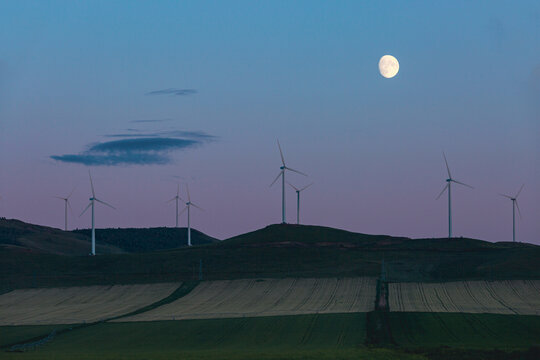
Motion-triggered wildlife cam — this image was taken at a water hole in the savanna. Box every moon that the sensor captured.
[379,55,399,78]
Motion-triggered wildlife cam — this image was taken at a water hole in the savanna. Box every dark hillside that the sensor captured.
[1,223,539,291]
[72,227,218,253]
[0,218,123,255]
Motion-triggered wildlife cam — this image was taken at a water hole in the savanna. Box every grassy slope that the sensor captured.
[0,219,123,256]
[0,325,71,347]
[0,314,425,360]
[389,312,540,350]
[2,313,539,359]
[1,224,539,291]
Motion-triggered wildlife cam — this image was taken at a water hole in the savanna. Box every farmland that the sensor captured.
[0,314,425,360]
[389,312,540,350]
[0,283,179,325]
[120,277,376,321]
[389,280,540,314]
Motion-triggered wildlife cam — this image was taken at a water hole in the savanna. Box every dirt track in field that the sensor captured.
[0,283,179,325]
[119,277,377,322]
[389,280,540,315]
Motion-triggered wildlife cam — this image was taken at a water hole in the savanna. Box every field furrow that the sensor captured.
[0,283,179,325]
[389,280,540,314]
[119,277,377,322]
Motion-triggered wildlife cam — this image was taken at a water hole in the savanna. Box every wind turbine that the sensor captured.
[80,171,115,256]
[436,153,473,238]
[166,184,182,227]
[270,140,307,224]
[499,184,524,242]
[287,182,313,225]
[55,187,75,231]
[180,184,203,246]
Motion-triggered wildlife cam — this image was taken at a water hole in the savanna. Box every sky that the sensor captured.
[0,1,539,243]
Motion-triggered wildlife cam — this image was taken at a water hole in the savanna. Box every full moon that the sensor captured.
[379,55,399,78]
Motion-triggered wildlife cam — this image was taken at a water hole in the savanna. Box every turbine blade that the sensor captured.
[67,199,74,216]
[443,152,452,179]
[95,198,116,210]
[191,203,204,211]
[287,181,299,191]
[67,186,76,199]
[277,139,285,166]
[436,184,449,200]
[179,206,188,216]
[300,183,314,192]
[285,166,307,177]
[515,200,522,219]
[88,171,96,198]
[452,179,474,189]
[54,196,65,200]
[166,197,177,204]
[186,184,191,202]
[270,171,282,187]
[498,193,513,199]
[80,202,92,217]
[176,183,180,197]
[515,184,525,199]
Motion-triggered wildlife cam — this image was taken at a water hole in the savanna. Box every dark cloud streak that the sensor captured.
[146,88,197,96]
[51,132,214,166]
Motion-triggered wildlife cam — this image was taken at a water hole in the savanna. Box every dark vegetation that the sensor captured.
[72,227,217,253]
[1,221,539,291]
[0,218,217,256]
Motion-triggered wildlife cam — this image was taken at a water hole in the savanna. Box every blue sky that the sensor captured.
[0,1,539,242]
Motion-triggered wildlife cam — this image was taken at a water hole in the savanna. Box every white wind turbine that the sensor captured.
[80,171,115,256]
[166,184,182,227]
[436,153,473,238]
[287,182,313,225]
[55,187,75,231]
[270,140,307,224]
[499,184,524,242]
[180,184,203,246]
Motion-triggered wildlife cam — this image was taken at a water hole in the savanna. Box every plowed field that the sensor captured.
[120,277,376,321]
[389,280,540,314]
[0,283,179,325]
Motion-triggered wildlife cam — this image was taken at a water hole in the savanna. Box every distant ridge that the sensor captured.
[72,227,218,253]
[0,218,218,255]
[221,223,534,251]
[1,220,538,290]
[0,218,123,256]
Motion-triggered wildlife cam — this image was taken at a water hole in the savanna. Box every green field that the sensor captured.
[2,312,540,360]
[389,312,540,350]
[0,324,71,348]
[0,313,423,360]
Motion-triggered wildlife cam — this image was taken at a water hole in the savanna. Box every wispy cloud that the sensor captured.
[104,130,216,140]
[130,119,173,123]
[146,88,197,96]
[51,131,214,166]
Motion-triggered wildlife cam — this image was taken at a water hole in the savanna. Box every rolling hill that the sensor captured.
[72,227,218,253]
[1,221,539,292]
[0,219,123,256]
[0,218,218,256]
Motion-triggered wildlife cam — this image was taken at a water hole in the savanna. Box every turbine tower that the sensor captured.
[287,182,313,225]
[80,171,115,256]
[436,153,473,238]
[270,140,307,224]
[180,184,203,246]
[499,184,524,242]
[166,184,182,227]
[55,187,75,231]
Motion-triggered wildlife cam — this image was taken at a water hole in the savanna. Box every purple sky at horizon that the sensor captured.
[0,1,539,243]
